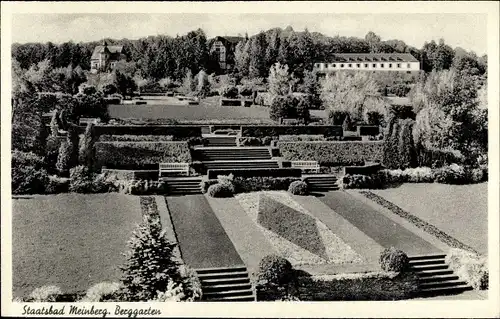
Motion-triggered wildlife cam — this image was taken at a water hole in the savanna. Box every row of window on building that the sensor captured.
[316,62,412,69]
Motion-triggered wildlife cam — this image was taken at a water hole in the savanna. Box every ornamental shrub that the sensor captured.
[219,85,239,99]
[269,95,296,122]
[445,248,488,290]
[257,255,295,288]
[119,214,180,301]
[82,282,122,302]
[78,122,97,170]
[233,176,300,193]
[328,110,348,125]
[207,182,234,198]
[434,164,467,184]
[45,175,70,194]
[28,285,63,302]
[179,265,203,301]
[200,179,218,193]
[288,180,308,195]
[379,247,409,272]
[56,141,72,176]
[12,164,49,195]
[238,85,253,97]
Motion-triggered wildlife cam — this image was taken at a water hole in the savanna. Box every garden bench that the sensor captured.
[159,163,190,177]
[291,160,320,173]
[79,117,100,126]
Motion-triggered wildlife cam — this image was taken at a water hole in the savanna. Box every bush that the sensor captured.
[45,175,70,194]
[257,255,295,288]
[69,166,117,193]
[82,282,122,302]
[237,136,274,146]
[120,213,180,301]
[78,122,97,169]
[279,135,325,142]
[288,181,308,195]
[342,174,383,189]
[200,179,219,193]
[379,247,409,272]
[238,85,253,97]
[99,135,175,142]
[445,249,488,290]
[219,85,239,99]
[56,141,73,176]
[124,180,166,195]
[328,110,348,126]
[365,111,384,126]
[207,168,301,180]
[233,177,300,193]
[207,182,235,198]
[357,125,380,136]
[95,141,191,169]
[269,95,296,122]
[179,265,203,301]
[278,141,384,166]
[241,125,342,138]
[434,164,467,184]
[28,285,63,302]
[12,165,49,195]
[93,125,202,139]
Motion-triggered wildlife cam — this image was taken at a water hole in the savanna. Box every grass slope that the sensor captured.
[12,194,142,298]
[370,183,487,254]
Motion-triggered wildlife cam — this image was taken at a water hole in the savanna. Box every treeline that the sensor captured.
[12,27,487,83]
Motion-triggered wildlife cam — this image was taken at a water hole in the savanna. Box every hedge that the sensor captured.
[241,125,343,138]
[95,141,191,169]
[278,141,384,166]
[233,176,300,193]
[80,125,202,139]
[101,169,159,180]
[344,162,382,175]
[207,168,302,180]
[294,272,418,301]
[357,125,380,136]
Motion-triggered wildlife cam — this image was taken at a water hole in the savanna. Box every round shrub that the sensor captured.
[435,164,466,184]
[379,247,409,272]
[219,85,239,99]
[207,182,234,198]
[82,282,121,302]
[12,165,49,195]
[238,85,253,97]
[28,285,63,302]
[288,180,308,195]
[257,255,294,287]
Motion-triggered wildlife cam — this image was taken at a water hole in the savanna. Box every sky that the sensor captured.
[11,13,488,55]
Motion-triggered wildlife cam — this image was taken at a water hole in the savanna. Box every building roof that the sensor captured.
[91,45,124,60]
[325,53,419,63]
[214,36,244,45]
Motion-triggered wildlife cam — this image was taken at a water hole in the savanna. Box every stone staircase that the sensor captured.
[160,177,202,195]
[196,147,272,161]
[303,175,339,192]
[203,160,279,171]
[204,136,237,147]
[409,254,472,297]
[197,266,256,301]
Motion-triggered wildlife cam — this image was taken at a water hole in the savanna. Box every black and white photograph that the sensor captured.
[1,1,499,317]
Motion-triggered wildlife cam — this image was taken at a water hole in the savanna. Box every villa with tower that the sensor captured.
[90,41,126,73]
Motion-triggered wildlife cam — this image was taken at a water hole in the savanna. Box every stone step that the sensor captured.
[197,271,249,280]
[203,288,254,299]
[201,277,251,286]
[416,269,454,277]
[419,284,473,296]
[409,259,446,267]
[202,283,252,292]
[419,275,459,283]
[203,294,255,301]
[420,279,468,289]
[196,266,247,274]
[408,254,447,261]
[410,264,449,271]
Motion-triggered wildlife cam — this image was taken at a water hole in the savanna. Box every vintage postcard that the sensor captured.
[1,1,499,317]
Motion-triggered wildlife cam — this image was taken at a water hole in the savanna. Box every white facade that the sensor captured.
[314,61,420,72]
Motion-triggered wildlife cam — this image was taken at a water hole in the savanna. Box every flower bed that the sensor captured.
[236,191,362,266]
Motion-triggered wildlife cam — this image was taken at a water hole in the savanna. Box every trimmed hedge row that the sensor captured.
[357,125,380,136]
[207,168,302,180]
[278,141,384,166]
[233,176,301,193]
[81,125,202,139]
[95,141,191,169]
[101,169,159,180]
[241,125,343,138]
[344,163,382,175]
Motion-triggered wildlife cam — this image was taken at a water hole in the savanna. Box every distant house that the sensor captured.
[90,41,126,73]
[314,53,420,75]
[210,36,244,71]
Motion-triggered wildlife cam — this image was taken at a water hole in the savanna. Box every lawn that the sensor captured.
[12,194,143,298]
[370,183,488,254]
[108,97,273,123]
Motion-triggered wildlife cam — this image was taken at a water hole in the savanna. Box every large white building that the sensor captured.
[314,53,420,74]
